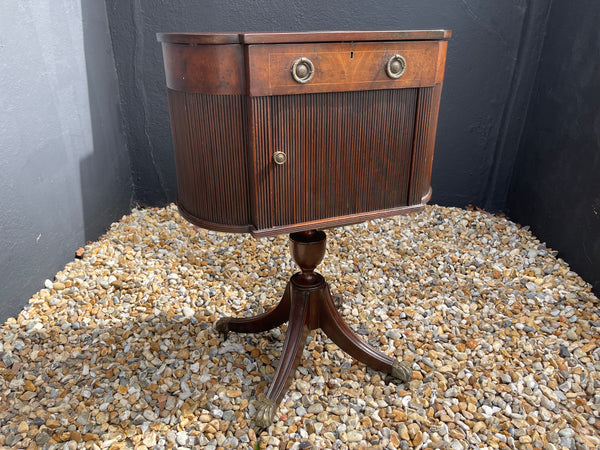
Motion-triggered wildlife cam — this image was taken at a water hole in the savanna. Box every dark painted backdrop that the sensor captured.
[3,0,598,323]
[508,2,600,293]
[104,0,551,211]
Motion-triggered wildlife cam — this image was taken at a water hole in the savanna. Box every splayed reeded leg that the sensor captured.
[255,283,313,430]
[319,286,412,382]
[214,284,291,338]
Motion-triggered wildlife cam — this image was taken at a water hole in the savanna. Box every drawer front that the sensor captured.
[247,40,446,96]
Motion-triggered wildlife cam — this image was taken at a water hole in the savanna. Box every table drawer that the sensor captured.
[247,40,446,96]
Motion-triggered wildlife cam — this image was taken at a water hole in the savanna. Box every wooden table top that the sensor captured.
[157,30,452,45]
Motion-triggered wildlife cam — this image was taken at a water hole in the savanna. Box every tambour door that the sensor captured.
[247,39,447,233]
[259,89,419,229]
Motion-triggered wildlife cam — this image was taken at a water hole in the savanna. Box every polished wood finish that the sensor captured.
[253,89,417,228]
[242,30,451,44]
[250,202,428,238]
[215,230,412,429]
[161,43,245,94]
[247,41,445,96]
[159,38,447,96]
[166,89,441,237]
[157,30,451,45]
[158,31,448,237]
[158,30,449,431]
[157,32,241,45]
[167,91,251,232]
[409,84,444,205]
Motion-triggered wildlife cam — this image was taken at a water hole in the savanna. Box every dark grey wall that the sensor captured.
[3,0,596,322]
[105,0,550,210]
[508,2,600,295]
[0,1,132,322]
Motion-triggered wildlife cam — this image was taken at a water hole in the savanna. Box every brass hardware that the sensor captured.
[214,317,231,339]
[273,151,287,165]
[255,398,277,431]
[391,360,413,382]
[291,57,315,84]
[386,54,406,79]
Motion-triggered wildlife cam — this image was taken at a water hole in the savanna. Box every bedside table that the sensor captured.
[157,30,450,429]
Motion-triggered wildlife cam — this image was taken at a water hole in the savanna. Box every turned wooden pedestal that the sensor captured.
[215,230,412,429]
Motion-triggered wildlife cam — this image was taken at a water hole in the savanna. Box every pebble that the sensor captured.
[559,346,570,358]
[296,406,307,416]
[566,328,578,340]
[500,374,512,384]
[346,430,363,442]
[0,204,598,449]
[398,423,410,440]
[176,431,188,446]
[222,436,239,448]
[559,428,574,438]
[35,432,51,445]
[182,306,195,318]
[143,410,158,421]
[307,403,324,414]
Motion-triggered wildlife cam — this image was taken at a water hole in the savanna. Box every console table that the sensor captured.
[157,30,450,429]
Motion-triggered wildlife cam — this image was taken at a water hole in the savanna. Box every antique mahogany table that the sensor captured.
[157,30,450,429]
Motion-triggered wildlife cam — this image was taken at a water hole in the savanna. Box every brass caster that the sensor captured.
[391,360,413,383]
[214,317,231,340]
[254,398,278,432]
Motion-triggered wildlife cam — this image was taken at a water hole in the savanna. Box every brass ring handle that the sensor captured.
[273,151,287,165]
[291,57,315,84]
[386,54,406,79]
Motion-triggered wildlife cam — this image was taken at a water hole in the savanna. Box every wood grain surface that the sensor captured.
[247,41,446,96]
[160,31,449,237]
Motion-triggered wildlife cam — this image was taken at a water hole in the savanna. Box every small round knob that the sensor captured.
[273,151,287,165]
[386,54,406,79]
[296,63,309,78]
[291,57,315,84]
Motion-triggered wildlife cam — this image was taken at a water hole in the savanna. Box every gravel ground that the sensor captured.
[0,204,599,450]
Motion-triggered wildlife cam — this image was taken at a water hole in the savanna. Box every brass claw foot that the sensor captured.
[391,360,413,383]
[254,398,277,432]
[214,317,231,339]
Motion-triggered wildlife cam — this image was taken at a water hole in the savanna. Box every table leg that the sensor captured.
[214,284,291,337]
[255,285,312,430]
[318,286,412,382]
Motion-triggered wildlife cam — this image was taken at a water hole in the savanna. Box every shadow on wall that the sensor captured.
[80,0,133,242]
[507,1,600,296]
[0,2,132,323]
